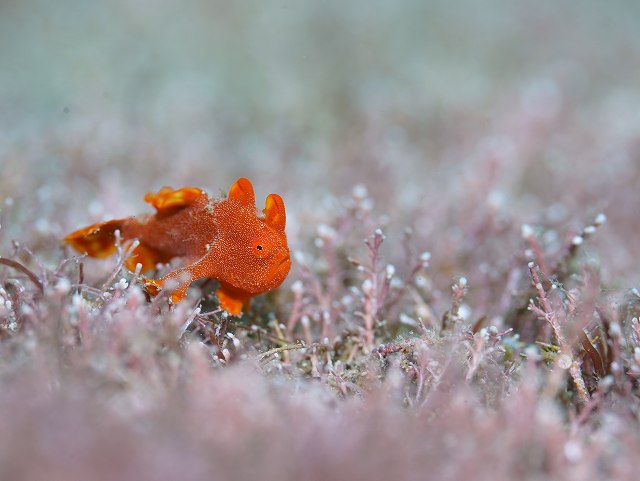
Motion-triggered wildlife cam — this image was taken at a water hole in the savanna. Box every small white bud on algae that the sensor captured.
[571,235,583,246]
[341,294,353,305]
[557,354,572,369]
[385,264,396,278]
[317,224,336,239]
[291,280,303,295]
[72,294,84,310]
[564,441,582,463]
[594,213,607,225]
[228,334,241,348]
[352,184,368,199]
[399,313,417,326]
[54,278,71,295]
[601,375,614,388]
[524,345,540,361]
[609,322,622,337]
[458,304,471,321]
[419,251,431,263]
[521,224,534,239]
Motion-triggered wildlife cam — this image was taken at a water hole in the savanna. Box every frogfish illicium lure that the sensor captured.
[64,178,291,316]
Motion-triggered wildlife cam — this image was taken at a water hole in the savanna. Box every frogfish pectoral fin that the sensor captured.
[142,277,162,296]
[142,275,192,303]
[143,264,202,303]
[124,243,172,273]
[216,286,250,316]
[144,277,250,315]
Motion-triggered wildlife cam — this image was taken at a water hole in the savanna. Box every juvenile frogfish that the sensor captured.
[64,178,291,316]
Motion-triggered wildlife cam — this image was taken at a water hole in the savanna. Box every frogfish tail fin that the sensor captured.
[64,219,125,259]
[64,219,171,273]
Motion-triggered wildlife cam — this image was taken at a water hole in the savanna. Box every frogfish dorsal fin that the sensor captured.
[144,187,204,215]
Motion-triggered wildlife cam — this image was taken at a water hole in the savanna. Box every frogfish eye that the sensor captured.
[251,239,272,258]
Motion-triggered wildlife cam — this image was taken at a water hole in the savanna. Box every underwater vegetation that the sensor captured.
[2,0,640,480]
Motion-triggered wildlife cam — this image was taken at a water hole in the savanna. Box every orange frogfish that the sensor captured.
[64,178,291,316]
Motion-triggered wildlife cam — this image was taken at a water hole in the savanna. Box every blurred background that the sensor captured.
[2,0,639,129]
[1,0,640,290]
[4,4,640,479]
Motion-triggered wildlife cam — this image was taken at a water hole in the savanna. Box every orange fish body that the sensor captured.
[64,178,291,316]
